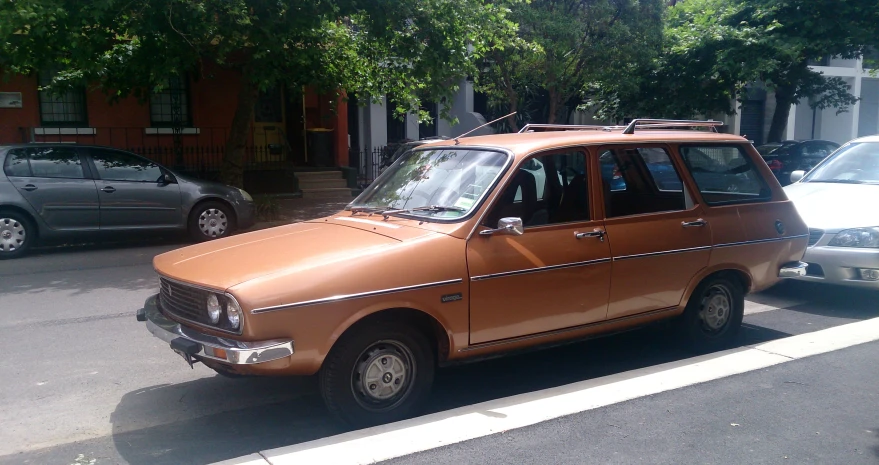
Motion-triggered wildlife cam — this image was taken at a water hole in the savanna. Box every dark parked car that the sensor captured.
[760,139,840,185]
[0,144,255,258]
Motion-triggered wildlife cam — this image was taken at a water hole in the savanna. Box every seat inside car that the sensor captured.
[485,169,538,227]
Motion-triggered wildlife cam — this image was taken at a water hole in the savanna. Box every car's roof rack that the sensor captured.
[517,119,722,134]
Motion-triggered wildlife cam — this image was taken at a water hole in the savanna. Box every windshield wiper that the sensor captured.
[349,206,392,215]
[808,179,866,184]
[381,205,466,220]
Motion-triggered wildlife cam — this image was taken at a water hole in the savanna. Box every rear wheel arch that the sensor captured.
[682,266,752,306]
[0,205,40,239]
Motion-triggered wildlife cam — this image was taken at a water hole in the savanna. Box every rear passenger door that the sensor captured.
[598,145,711,319]
[86,148,183,229]
[3,146,100,230]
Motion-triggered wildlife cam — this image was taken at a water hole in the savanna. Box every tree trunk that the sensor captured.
[505,100,520,133]
[221,74,259,188]
[767,84,795,143]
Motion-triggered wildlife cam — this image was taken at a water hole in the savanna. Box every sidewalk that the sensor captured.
[247,195,353,230]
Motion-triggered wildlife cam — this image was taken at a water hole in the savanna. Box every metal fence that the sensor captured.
[0,126,293,174]
[350,146,390,187]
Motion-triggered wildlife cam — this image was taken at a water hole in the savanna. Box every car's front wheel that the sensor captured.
[678,275,744,353]
[188,201,235,242]
[319,320,434,428]
[0,210,34,259]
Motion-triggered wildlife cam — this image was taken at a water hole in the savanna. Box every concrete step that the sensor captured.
[295,171,343,181]
[298,178,349,189]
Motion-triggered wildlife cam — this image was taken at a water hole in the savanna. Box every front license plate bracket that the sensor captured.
[170,338,202,369]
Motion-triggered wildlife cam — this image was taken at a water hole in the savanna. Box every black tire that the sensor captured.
[188,201,235,242]
[678,275,744,353]
[319,320,435,428]
[0,210,34,259]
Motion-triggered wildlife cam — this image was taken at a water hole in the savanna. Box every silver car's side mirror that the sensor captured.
[479,217,524,236]
[790,170,806,183]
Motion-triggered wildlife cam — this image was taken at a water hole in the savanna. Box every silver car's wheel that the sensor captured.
[0,213,32,259]
[199,208,228,238]
[189,201,235,242]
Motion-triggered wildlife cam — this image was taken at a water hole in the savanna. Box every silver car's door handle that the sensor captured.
[682,219,708,228]
[575,229,605,242]
[101,186,116,193]
[21,184,37,192]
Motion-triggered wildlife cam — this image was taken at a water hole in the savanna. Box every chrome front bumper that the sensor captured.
[137,294,294,365]
[778,261,809,278]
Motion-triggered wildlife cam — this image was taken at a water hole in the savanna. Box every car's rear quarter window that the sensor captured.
[678,144,772,205]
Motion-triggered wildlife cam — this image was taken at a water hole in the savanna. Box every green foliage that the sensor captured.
[592,0,879,140]
[0,0,519,185]
[476,0,665,130]
[253,195,281,222]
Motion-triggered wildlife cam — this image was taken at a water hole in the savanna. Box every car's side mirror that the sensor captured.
[789,170,805,183]
[479,217,524,236]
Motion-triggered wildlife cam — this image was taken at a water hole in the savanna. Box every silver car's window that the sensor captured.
[3,149,31,177]
[803,142,879,184]
[90,149,163,182]
[27,147,85,179]
[351,148,509,220]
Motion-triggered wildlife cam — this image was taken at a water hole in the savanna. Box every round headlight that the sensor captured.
[206,294,221,324]
[226,296,242,329]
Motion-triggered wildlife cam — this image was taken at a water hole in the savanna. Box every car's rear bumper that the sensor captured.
[136,294,293,365]
[778,261,808,278]
[787,246,879,288]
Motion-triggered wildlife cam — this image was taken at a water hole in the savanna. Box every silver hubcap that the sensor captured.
[353,340,414,409]
[699,284,732,331]
[0,218,25,253]
[198,208,228,238]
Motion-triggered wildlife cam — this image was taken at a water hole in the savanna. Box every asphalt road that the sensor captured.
[0,240,877,465]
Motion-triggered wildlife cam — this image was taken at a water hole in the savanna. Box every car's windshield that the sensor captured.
[349,148,510,220]
[802,142,879,184]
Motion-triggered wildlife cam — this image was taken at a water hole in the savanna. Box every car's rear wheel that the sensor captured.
[0,211,33,259]
[320,320,434,428]
[678,275,744,353]
[188,201,235,242]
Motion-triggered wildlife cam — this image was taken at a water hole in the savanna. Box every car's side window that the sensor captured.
[679,145,771,205]
[600,147,686,218]
[485,151,589,228]
[26,147,85,179]
[3,149,32,177]
[90,149,163,182]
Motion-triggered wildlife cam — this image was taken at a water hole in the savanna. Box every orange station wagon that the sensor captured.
[137,119,809,427]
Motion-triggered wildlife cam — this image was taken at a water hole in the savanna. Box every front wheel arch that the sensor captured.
[187,198,238,241]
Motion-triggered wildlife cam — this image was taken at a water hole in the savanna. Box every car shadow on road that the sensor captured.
[102,322,791,465]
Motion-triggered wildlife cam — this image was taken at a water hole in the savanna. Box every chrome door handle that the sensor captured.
[101,186,116,193]
[21,184,37,192]
[575,229,605,242]
[682,219,707,228]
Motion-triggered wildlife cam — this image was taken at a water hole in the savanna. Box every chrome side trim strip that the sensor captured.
[251,278,464,314]
[613,246,712,261]
[460,306,679,352]
[470,258,611,281]
[714,234,809,249]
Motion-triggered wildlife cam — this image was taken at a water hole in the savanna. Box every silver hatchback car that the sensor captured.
[0,144,255,259]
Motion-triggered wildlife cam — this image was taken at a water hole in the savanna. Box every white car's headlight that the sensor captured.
[828,227,879,248]
[237,188,253,202]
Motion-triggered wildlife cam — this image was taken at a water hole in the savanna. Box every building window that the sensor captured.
[386,95,407,144]
[419,101,438,139]
[150,75,191,127]
[38,71,87,127]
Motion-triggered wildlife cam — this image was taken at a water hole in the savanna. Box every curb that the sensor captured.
[212,317,879,465]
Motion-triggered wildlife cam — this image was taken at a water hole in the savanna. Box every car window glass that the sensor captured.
[600,150,627,191]
[601,147,685,218]
[91,149,162,182]
[28,147,85,179]
[486,151,589,228]
[3,149,31,177]
[679,145,771,205]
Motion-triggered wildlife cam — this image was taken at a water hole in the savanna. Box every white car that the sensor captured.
[784,135,879,287]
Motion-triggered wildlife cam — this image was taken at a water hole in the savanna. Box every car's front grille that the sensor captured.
[808,229,824,246]
[159,277,213,326]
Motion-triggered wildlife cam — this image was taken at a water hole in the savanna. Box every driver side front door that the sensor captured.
[466,149,612,345]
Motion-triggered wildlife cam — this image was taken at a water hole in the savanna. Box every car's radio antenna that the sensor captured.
[454,111,517,145]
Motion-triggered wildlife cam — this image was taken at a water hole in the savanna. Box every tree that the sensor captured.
[595,0,879,142]
[0,0,517,187]
[476,0,664,132]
